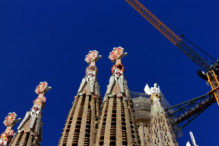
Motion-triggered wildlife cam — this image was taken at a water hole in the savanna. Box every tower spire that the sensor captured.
[95,47,140,146]
[9,82,51,146]
[144,83,178,146]
[0,112,20,146]
[58,50,102,146]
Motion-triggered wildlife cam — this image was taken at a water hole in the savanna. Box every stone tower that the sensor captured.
[9,82,51,146]
[58,50,102,146]
[144,83,178,146]
[0,112,20,146]
[95,47,140,146]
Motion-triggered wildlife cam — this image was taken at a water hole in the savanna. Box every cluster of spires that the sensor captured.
[0,47,179,146]
[0,82,51,146]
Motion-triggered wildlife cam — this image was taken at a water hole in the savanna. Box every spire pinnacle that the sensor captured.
[144,83,162,102]
[144,83,162,96]
[35,81,52,95]
[85,50,101,77]
[0,112,20,146]
[3,112,20,127]
[77,50,101,96]
[109,46,127,65]
[13,82,51,145]
[85,50,102,66]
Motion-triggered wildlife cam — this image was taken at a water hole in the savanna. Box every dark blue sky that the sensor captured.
[0,0,219,145]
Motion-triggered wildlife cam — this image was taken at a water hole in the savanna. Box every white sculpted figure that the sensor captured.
[106,64,125,94]
[144,83,162,96]
[144,83,163,113]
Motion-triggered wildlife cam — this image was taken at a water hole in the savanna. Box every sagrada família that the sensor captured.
[0,47,178,146]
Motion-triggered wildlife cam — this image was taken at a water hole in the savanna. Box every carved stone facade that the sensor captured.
[9,82,51,146]
[58,51,102,146]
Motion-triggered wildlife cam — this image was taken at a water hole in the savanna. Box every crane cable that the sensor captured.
[149,7,216,64]
[180,34,217,63]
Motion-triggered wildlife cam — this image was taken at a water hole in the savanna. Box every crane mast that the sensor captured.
[126,0,219,105]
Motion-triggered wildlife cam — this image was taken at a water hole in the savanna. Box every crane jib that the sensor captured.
[126,0,182,45]
[126,0,211,71]
[177,41,210,71]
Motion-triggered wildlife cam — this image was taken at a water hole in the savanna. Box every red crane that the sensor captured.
[125,0,219,132]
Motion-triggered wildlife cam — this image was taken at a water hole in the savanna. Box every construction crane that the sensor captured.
[125,0,219,131]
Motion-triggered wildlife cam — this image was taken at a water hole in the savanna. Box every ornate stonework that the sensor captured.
[77,50,101,97]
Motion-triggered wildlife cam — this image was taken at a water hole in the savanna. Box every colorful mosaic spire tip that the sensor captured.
[3,112,20,127]
[0,112,21,146]
[35,81,52,95]
[85,50,102,64]
[109,46,127,63]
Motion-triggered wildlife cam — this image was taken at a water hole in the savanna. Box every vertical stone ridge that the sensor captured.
[104,98,113,145]
[95,99,108,145]
[58,98,79,145]
[116,97,122,146]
